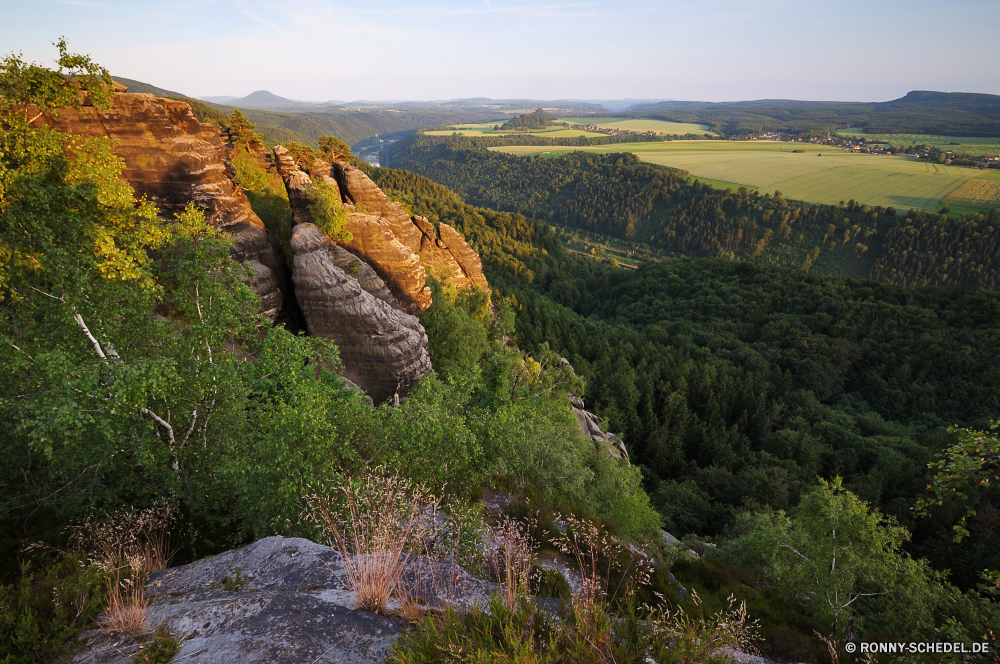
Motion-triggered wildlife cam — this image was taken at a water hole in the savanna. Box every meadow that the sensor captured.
[557,117,715,135]
[494,140,992,211]
[835,128,1000,156]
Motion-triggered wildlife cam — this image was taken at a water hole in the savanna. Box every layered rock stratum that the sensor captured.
[291,223,431,403]
[31,90,289,319]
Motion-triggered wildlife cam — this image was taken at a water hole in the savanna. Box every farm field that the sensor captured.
[942,170,1000,209]
[424,122,604,137]
[835,128,1000,156]
[494,141,987,211]
[558,117,715,135]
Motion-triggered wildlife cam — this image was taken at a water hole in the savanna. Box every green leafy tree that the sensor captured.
[916,422,1000,596]
[722,478,941,636]
[227,109,264,153]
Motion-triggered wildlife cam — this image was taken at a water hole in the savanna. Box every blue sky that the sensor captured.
[3,0,998,102]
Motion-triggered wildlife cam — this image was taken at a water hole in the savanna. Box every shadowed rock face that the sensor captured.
[32,92,288,319]
[291,224,431,403]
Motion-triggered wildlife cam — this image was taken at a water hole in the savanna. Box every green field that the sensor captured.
[835,128,1000,156]
[558,117,715,135]
[495,141,991,211]
[424,122,605,138]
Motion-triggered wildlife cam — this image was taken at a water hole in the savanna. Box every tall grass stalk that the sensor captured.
[70,506,173,635]
[303,471,440,615]
[487,516,535,609]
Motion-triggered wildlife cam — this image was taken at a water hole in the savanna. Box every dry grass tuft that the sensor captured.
[70,505,174,635]
[486,516,535,609]
[648,590,761,661]
[552,515,650,612]
[302,471,440,615]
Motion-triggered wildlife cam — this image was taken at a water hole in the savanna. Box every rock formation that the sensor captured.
[31,89,288,319]
[72,536,493,664]
[291,223,431,403]
[274,147,490,315]
[33,89,494,404]
[570,394,630,460]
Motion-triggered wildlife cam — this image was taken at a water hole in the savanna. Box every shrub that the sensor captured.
[307,180,352,243]
[0,554,104,664]
[130,622,180,664]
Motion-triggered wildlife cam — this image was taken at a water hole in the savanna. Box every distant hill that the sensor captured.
[629,90,1000,137]
[226,90,306,110]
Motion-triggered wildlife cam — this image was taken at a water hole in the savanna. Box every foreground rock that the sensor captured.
[291,224,432,403]
[32,88,288,319]
[74,536,492,664]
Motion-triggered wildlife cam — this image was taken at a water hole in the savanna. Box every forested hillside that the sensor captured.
[368,165,1000,592]
[386,134,1000,290]
[629,91,1000,137]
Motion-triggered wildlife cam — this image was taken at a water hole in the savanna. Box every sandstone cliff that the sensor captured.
[32,90,288,319]
[274,147,489,314]
[34,90,494,404]
[291,223,431,403]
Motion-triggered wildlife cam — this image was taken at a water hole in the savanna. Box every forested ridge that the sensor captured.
[386,134,1000,290]
[629,91,1000,138]
[369,165,1000,592]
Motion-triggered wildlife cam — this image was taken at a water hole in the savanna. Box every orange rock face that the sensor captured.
[32,92,289,319]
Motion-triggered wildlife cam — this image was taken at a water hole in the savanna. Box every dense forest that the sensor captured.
[368,165,1000,594]
[629,91,1000,138]
[385,134,1000,290]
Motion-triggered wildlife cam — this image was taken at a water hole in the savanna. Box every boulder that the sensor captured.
[32,92,287,318]
[570,394,630,461]
[291,223,431,403]
[73,535,492,664]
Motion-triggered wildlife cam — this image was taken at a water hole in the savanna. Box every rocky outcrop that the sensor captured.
[32,91,288,319]
[73,535,493,664]
[342,212,433,314]
[570,394,630,460]
[291,223,431,403]
[275,150,490,314]
[331,161,425,253]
